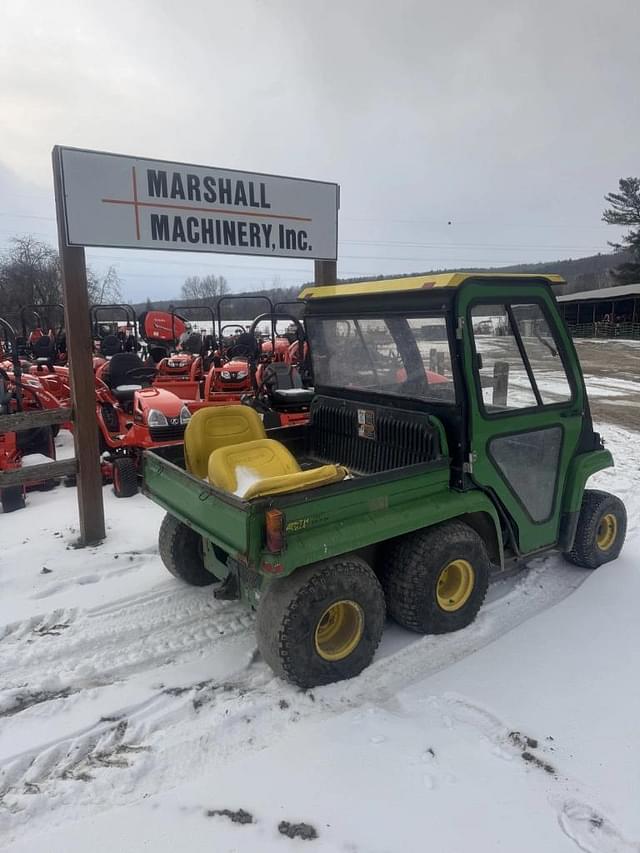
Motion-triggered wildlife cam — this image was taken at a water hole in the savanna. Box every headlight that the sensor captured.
[235,371,248,380]
[221,370,231,379]
[147,409,168,427]
[179,405,191,424]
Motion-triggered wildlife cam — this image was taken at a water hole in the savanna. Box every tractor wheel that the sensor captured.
[112,457,138,498]
[1,486,26,513]
[380,521,490,634]
[564,490,626,569]
[158,513,215,586]
[256,557,386,688]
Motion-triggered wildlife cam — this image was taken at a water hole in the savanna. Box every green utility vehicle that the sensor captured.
[143,273,626,687]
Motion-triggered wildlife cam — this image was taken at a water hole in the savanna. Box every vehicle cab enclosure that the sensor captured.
[301,272,611,559]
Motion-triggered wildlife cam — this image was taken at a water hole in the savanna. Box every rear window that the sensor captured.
[305,316,456,403]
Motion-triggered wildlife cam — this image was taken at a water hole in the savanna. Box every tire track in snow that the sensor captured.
[0,584,254,716]
[0,553,595,843]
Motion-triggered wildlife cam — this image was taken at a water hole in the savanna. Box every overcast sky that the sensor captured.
[1,0,638,301]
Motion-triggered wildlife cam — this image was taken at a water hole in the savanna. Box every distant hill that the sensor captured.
[132,251,634,316]
[336,251,634,297]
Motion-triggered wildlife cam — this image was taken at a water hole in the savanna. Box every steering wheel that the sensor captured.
[125,367,157,383]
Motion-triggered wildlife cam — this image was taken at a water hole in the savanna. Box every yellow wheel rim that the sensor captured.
[314,600,364,662]
[436,559,475,612]
[596,513,617,551]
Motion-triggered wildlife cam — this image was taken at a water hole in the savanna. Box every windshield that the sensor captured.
[306,315,456,403]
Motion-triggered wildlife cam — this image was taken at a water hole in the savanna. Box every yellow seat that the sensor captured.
[209,438,347,500]
[184,406,266,479]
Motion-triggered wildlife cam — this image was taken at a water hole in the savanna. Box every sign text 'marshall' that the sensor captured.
[146,170,272,209]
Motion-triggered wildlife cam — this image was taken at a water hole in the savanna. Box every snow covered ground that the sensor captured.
[1,417,639,850]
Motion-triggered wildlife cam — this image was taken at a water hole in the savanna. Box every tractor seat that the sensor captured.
[104,352,149,401]
[100,335,122,357]
[113,383,142,402]
[209,438,347,500]
[184,405,266,479]
[262,363,314,407]
[31,335,56,362]
[180,332,203,355]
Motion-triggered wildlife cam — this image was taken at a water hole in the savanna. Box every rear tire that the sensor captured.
[158,513,215,586]
[256,557,386,688]
[1,486,26,513]
[380,521,490,634]
[564,490,626,569]
[112,457,138,498]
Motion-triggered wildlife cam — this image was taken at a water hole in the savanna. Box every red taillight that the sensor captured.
[265,509,285,553]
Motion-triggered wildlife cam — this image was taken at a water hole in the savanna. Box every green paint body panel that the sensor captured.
[562,449,614,513]
[143,451,503,581]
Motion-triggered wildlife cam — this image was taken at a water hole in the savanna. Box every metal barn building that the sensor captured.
[557,283,640,340]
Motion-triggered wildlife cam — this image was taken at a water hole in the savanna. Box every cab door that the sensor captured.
[457,283,585,554]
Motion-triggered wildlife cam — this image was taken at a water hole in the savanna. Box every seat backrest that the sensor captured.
[262,362,303,391]
[101,334,122,357]
[107,352,145,388]
[184,405,266,479]
[181,332,203,354]
[31,335,56,361]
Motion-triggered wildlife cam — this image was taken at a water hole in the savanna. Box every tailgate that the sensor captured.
[142,450,252,556]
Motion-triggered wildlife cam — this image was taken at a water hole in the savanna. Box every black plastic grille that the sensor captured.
[310,397,440,474]
[149,424,185,442]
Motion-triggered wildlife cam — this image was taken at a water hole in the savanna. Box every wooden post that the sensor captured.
[493,361,509,409]
[314,260,337,286]
[52,146,106,545]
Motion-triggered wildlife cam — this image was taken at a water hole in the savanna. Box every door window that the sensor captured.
[511,304,572,404]
[470,306,537,411]
[489,427,562,522]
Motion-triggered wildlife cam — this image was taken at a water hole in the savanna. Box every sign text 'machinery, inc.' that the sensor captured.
[57,147,339,260]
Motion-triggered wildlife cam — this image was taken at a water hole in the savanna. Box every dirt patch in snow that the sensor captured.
[206,808,254,825]
[278,820,319,840]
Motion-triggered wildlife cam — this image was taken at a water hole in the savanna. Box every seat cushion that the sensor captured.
[184,405,266,479]
[270,388,314,407]
[113,383,142,401]
[208,438,346,499]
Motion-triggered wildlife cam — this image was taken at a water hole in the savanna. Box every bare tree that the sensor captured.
[88,265,123,304]
[180,274,228,303]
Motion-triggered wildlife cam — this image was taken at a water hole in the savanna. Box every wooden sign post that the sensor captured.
[314,259,337,286]
[52,147,106,545]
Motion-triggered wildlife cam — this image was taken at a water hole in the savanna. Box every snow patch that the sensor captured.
[233,466,261,498]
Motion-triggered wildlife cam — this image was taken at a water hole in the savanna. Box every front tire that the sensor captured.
[112,457,138,498]
[256,557,386,688]
[158,513,215,586]
[380,521,490,634]
[564,490,626,569]
[1,486,26,513]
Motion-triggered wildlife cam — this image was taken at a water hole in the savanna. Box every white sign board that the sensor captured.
[56,147,339,260]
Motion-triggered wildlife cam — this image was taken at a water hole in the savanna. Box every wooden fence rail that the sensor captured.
[0,458,77,487]
[0,407,72,434]
[0,406,76,488]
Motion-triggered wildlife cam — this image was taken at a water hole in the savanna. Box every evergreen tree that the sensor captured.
[603,177,640,284]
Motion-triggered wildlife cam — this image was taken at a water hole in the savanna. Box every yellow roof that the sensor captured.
[300,272,566,299]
